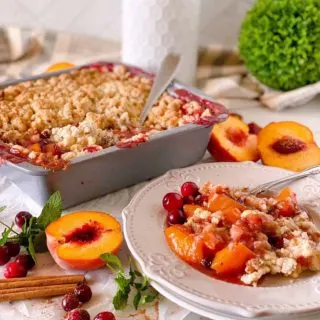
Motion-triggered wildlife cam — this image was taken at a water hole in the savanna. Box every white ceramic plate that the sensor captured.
[123,162,320,318]
[151,280,320,320]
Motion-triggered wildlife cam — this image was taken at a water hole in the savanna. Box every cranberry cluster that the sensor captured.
[162,181,207,225]
[63,283,115,320]
[0,211,35,278]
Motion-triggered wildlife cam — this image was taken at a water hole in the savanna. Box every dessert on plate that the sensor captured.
[163,181,320,286]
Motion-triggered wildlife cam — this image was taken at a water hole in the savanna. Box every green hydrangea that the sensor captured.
[239,0,320,91]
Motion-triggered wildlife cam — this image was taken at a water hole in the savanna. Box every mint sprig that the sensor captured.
[37,191,62,229]
[0,191,63,262]
[100,253,159,311]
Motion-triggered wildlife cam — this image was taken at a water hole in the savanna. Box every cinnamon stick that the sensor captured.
[0,274,84,290]
[0,284,75,295]
[0,284,75,302]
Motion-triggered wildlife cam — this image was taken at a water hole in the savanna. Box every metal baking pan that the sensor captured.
[0,62,228,208]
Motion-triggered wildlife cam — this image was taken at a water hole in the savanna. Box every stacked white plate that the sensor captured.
[123,162,320,320]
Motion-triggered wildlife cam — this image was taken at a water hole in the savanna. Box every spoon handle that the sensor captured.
[139,53,181,125]
[250,165,320,194]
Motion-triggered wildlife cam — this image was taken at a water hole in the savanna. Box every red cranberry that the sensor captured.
[15,211,32,228]
[194,194,208,206]
[201,256,213,269]
[5,242,20,257]
[40,130,50,139]
[167,210,186,226]
[297,256,310,268]
[181,181,199,197]
[67,309,91,320]
[183,196,194,204]
[3,261,28,278]
[62,293,80,312]
[94,312,116,320]
[162,193,183,212]
[268,236,284,249]
[39,139,49,151]
[248,122,261,135]
[53,144,62,157]
[74,283,92,303]
[15,254,35,270]
[0,246,10,265]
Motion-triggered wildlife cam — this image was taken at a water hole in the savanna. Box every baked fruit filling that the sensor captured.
[163,182,320,286]
[0,64,223,168]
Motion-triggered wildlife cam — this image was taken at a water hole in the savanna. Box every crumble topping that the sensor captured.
[0,64,219,165]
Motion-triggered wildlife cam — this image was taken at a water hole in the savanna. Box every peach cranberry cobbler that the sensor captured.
[163,182,320,286]
[0,63,222,168]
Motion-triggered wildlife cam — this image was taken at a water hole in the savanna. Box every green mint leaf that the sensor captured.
[22,219,28,234]
[0,222,14,245]
[33,230,48,253]
[27,217,37,234]
[28,235,36,263]
[100,253,124,273]
[115,272,131,289]
[133,290,141,310]
[37,191,62,229]
[0,206,6,213]
[134,283,142,290]
[134,270,142,277]
[113,288,129,310]
[129,265,136,285]
[112,273,131,310]
[140,276,149,291]
[140,291,159,305]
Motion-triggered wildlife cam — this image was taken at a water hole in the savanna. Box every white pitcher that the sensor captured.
[122,0,200,85]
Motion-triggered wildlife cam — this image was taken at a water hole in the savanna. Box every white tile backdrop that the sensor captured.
[0,0,253,47]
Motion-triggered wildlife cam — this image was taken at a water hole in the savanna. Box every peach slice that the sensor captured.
[46,211,123,271]
[211,243,254,275]
[275,187,297,218]
[46,62,75,72]
[183,204,205,218]
[276,187,296,202]
[165,225,204,265]
[207,115,260,162]
[203,232,227,254]
[208,193,245,213]
[222,207,242,225]
[258,121,320,172]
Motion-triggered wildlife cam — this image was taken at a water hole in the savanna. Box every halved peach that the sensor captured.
[165,225,204,265]
[46,211,123,271]
[46,62,75,72]
[207,115,260,162]
[258,121,320,172]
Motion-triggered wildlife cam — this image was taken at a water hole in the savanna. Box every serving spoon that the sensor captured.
[250,165,320,195]
[139,53,181,126]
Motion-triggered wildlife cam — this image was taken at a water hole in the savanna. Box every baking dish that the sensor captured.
[0,62,228,208]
